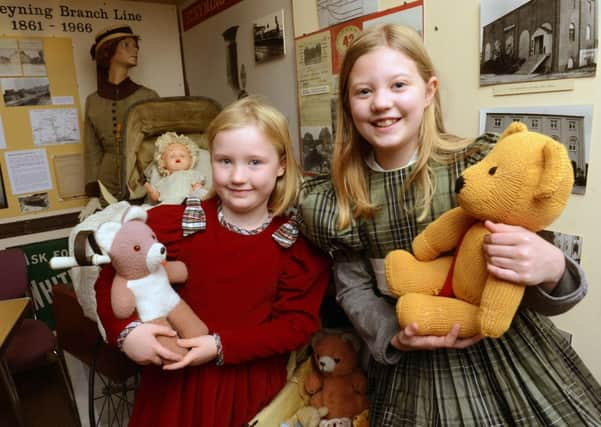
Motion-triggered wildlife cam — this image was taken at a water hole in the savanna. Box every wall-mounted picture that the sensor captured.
[301,125,333,175]
[253,10,285,64]
[0,38,20,77]
[2,77,50,106]
[18,192,49,213]
[480,0,597,86]
[539,230,583,264]
[480,105,592,195]
[19,39,47,77]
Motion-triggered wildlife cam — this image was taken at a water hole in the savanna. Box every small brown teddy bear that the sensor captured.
[385,122,574,338]
[304,331,369,421]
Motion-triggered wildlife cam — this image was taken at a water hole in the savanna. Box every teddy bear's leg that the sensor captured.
[478,276,526,338]
[149,317,188,358]
[385,250,452,296]
[168,299,209,338]
[397,293,480,338]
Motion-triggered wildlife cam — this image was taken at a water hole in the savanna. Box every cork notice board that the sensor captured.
[0,36,85,222]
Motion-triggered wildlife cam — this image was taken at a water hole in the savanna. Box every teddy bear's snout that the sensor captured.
[455,176,465,194]
[318,356,336,373]
[160,246,165,255]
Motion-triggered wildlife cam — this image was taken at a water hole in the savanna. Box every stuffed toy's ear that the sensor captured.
[340,332,362,352]
[499,121,528,139]
[95,221,121,254]
[535,139,572,200]
[121,205,148,224]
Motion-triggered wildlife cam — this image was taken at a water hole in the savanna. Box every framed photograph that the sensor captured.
[253,10,285,64]
[480,0,597,86]
[480,105,592,195]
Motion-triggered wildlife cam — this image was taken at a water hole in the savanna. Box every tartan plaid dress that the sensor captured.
[299,135,601,426]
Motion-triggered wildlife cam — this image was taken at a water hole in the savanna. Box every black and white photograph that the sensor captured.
[17,192,49,213]
[301,125,333,175]
[253,10,285,64]
[303,43,322,66]
[0,38,20,77]
[19,39,47,76]
[2,77,51,107]
[480,105,592,195]
[480,0,597,86]
[539,229,583,263]
[0,165,7,209]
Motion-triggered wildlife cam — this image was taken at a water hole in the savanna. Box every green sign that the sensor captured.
[13,237,72,329]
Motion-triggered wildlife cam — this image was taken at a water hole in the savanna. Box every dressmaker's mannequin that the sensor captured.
[80,25,158,220]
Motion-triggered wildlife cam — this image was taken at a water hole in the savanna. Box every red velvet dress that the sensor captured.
[95,198,330,427]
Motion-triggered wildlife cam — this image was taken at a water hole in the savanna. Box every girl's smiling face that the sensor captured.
[211,126,285,228]
[348,46,438,169]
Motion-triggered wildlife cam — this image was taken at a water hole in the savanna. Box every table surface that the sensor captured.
[0,297,30,353]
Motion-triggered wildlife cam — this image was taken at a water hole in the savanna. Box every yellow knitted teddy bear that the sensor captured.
[384,122,574,338]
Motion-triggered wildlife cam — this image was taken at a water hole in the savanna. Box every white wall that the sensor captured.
[179,0,301,160]
[292,0,601,380]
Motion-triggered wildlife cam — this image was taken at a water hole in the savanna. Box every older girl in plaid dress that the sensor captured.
[299,24,601,426]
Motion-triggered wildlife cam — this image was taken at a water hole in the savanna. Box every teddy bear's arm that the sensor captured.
[351,370,368,394]
[111,274,136,319]
[164,260,188,283]
[413,207,477,260]
[304,369,323,395]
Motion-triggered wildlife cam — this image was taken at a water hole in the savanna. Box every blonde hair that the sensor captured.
[333,24,473,229]
[154,132,200,176]
[206,96,301,216]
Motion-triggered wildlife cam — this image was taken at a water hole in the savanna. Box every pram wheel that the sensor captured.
[88,340,139,427]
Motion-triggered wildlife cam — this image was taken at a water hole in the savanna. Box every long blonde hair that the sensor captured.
[206,96,301,216]
[333,24,472,229]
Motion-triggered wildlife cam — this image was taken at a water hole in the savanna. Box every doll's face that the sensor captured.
[162,143,193,173]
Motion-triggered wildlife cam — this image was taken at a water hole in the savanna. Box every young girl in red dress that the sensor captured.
[94,97,330,427]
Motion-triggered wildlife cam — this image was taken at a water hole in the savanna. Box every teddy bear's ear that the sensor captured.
[121,205,148,224]
[499,121,528,139]
[95,221,122,254]
[340,332,361,352]
[311,330,326,348]
[535,139,572,200]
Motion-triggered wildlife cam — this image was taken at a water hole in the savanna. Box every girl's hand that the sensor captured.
[162,335,218,370]
[122,323,183,365]
[390,324,483,351]
[483,220,565,292]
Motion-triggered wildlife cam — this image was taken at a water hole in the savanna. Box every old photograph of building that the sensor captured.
[301,125,333,175]
[480,0,597,86]
[253,10,285,64]
[480,105,592,194]
[1,77,51,106]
